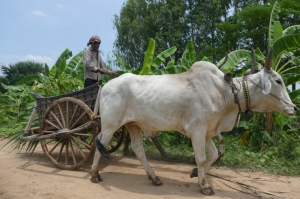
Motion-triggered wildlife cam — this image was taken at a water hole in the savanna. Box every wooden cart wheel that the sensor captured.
[107,126,126,153]
[40,97,98,170]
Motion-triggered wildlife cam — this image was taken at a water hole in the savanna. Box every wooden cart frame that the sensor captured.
[20,82,126,170]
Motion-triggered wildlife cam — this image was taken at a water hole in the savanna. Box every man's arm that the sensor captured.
[82,50,98,72]
[98,56,118,76]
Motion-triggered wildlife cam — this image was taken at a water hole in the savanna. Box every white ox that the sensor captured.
[90,50,297,195]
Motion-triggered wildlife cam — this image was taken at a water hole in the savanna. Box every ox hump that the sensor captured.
[188,61,224,79]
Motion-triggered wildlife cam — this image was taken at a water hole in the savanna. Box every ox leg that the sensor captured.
[215,133,224,159]
[90,149,102,183]
[125,124,163,186]
[90,129,117,183]
[90,133,103,183]
[204,137,219,173]
[190,138,219,183]
[191,135,215,195]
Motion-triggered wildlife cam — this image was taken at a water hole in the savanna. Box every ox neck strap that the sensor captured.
[242,77,250,114]
[224,73,242,126]
[224,73,241,111]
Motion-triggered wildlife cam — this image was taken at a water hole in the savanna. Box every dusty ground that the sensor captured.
[0,139,299,199]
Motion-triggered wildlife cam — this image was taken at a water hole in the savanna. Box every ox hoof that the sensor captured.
[201,187,215,195]
[190,168,198,178]
[90,173,103,183]
[217,152,224,160]
[148,176,163,186]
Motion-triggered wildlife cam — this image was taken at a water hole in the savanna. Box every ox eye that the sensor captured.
[276,80,282,84]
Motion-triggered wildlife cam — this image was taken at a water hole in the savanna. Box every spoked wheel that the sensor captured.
[107,126,126,153]
[40,97,98,170]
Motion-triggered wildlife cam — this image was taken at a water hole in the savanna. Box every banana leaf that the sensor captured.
[156,65,188,75]
[187,40,195,64]
[45,63,50,76]
[56,58,67,78]
[217,49,264,72]
[150,46,177,72]
[140,38,155,75]
[180,49,190,68]
[289,89,300,101]
[277,56,300,74]
[15,74,41,85]
[267,1,281,49]
[1,84,28,91]
[273,34,300,58]
[281,73,300,87]
[273,21,283,43]
[54,48,72,68]
[66,51,83,73]
[283,25,300,36]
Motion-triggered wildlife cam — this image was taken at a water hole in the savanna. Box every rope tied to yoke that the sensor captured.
[224,73,252,127]
[224,72,242,126]
[224,73,241,111]
[242,77,251,114]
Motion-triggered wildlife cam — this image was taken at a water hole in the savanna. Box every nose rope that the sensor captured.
[247,78,298,108]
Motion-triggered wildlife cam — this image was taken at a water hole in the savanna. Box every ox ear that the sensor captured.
[262,70,271,94]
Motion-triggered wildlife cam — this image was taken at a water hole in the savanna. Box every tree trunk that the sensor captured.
[122,133,169,159]
[151,136,169,159]
[266,112,273,136]
[123,133,131,156]
[292,83,296,91]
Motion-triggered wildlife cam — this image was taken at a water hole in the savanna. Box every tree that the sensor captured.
[0,76,8,93]
[113,0,233,69]
[185,0,231,61]
[1,61,45,86]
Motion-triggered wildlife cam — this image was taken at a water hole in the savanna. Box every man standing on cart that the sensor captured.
[82,35,117,88]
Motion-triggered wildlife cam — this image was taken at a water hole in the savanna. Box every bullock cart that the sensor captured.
[20,82,126,170]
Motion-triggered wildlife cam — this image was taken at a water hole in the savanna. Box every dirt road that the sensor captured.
[0,139,299,199]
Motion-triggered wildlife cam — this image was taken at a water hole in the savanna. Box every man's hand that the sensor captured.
[97,69,118,76]
[110,71,118,76]
[97,69,106,74]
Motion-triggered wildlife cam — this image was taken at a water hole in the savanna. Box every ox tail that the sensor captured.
[95,136,110,158]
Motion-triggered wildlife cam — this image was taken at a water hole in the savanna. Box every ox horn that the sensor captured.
[250,47,256,74]
[218,52,228,69]
[265,46,272,71]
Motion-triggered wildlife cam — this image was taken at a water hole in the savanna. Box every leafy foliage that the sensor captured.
[0,61,45,93]
[16,49,84,96]
[0,49,86,153]
[0,1,299,176]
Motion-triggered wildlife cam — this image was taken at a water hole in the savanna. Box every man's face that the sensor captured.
[91,41,100,51]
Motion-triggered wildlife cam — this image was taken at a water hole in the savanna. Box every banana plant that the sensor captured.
[218,2,300,79]
[217,1,300,139]
[115,38,178,75]
[16,49,84,96]
[0,84,39,153]
[0,84,34,118]
[155,40,196,75]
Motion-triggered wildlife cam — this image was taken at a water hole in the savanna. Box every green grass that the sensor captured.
[117,135,300,176]
[215,135,300,176]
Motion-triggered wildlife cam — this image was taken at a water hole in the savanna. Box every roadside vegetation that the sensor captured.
[1,1,300,176]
